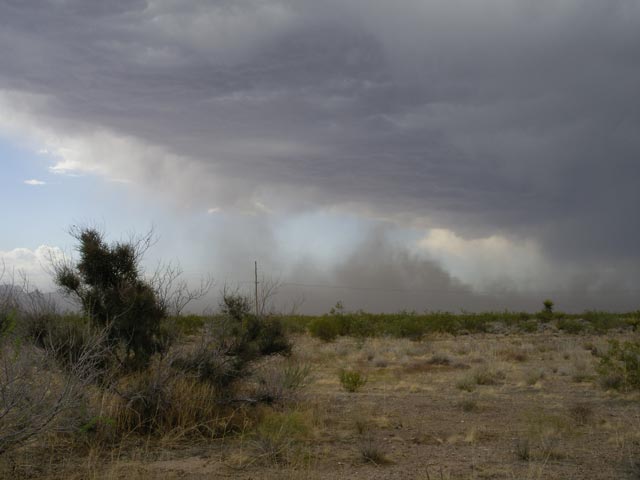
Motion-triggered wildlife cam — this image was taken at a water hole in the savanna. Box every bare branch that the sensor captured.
[151,261,214,316]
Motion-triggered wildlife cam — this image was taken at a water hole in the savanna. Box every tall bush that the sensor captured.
[53,227,164,369]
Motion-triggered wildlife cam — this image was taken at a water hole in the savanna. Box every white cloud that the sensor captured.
[0,245,63,290]
[417,228,553,292]
[24,179,46,185]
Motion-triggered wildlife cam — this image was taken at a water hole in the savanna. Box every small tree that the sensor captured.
[539,299,554,322]
[53,227,164,369]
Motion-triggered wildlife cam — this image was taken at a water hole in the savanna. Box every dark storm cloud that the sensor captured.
[2,1,640,288]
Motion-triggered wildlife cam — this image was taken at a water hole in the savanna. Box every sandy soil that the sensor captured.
[9,331,640,479]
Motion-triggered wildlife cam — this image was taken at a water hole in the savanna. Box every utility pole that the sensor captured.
[254,260,259,318]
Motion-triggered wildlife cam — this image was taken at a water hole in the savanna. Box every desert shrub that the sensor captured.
[219,291,291,357]
[539,299,554,322]
[499,347,528,362]
[600,374,624,391]
[568,402,593,426]
[524,369,545,386]
[557,318,587,334]
[456,376,476,392]
[253,361,312,404]
[388,315,425,340]
[167,314,206,335]
[360,437,390,465]
[571,359,592,383]
[20,308,55,344]
[597,340,640,391]
[471,365,505,385]
[339,369,367,392]
[519,319,539,333]
[53,227,165,370]
[42,318,113,379]
[515,437,531,461]
[308,316,340,342]
[171,324,249,392]
[278,315,310,334]
[250,316,291,356]
[251,410,311,465]
[0,324,107,454]
[523,410,573,461]
[347,312,378,338]
[459,396,479,412]
[582,311,627,333]
[428,353,452,365]
[457,366,504,391]
[281,362,312,391]
[0,309,15,337]
[113,363,174,434]
[172,294,291,393]
[110,364,231,437]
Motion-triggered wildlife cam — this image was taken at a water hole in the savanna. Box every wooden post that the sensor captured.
[254,260,259,318]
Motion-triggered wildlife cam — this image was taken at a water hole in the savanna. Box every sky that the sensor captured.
[1,0,639,313]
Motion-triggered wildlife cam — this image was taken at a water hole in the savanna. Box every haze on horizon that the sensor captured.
[1,0,639,314]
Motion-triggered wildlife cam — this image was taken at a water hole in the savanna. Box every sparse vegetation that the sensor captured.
[339,369,367,392]
[515,437,531,461]
[568,402,594,426]
[251,410,311,465]
[2,241,640,478]
[359,437,390,465]
[597,339,640,391]
[524,368,545,386]
[459,396,479,412]
[301,306,639,340]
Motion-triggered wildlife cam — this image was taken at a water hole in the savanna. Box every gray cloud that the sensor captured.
[1,0,640,305]
[278,229,492,314]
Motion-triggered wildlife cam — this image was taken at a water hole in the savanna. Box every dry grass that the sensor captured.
[3,330,640,479]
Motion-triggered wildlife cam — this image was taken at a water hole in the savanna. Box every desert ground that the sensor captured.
[5,328,639,480]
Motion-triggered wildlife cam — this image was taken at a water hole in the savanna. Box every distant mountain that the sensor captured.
[0,284,79,313]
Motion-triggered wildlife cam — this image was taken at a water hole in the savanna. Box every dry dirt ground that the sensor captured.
[9,331,640,479]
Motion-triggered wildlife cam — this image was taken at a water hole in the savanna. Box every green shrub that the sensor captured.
[251,316,292,356]
[308,316,340,342]
[172,295,291,393]
[53,227,165,370]
[169,314,206,335]
[252,410,311,465]
[539,299,554,322]
[339,369,367,392]
[253,361,311,404]
[519,319,539,333]
[281,362,312,390]
[557,318,587,334]
[597,340,640,391]
[390,315,425,340]
[0,309,16,337]
[580,311,628,333]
